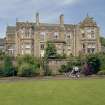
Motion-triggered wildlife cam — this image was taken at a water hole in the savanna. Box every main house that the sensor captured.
[5,13,101,57]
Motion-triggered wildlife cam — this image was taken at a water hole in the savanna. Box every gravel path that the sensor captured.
[0,75,105,83]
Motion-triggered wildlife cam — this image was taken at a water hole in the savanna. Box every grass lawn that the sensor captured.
[0,79,105,105]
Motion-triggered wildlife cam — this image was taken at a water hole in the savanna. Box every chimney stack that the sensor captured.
[36,12,39,26]
[60,14,64,27]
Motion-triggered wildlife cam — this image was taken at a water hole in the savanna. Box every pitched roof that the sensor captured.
[80,15,97,27]
[16,21,75,30]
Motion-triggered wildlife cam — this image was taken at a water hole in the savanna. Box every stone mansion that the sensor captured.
[4,13,101,57]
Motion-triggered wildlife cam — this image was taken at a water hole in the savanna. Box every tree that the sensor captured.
[43,42,57,75]
[0,50,5,60]
[3,55,15,76]
[100,37,105,47]
[85,54,101,74]
[45,42,57,59]
[96,53,105,71]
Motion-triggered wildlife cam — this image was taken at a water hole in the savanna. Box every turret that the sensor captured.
[36,12,39,26]
[60,14,64,27]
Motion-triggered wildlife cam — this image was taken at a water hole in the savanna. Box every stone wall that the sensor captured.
[48,59,67,75]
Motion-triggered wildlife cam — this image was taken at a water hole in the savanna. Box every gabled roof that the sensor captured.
[16,21,76,31]
[80,15,97,27]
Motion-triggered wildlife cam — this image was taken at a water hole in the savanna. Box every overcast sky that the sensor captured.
[0,0,105,38]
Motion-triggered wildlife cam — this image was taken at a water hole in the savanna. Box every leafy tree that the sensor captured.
[85,54,101,74]
[0,50,5,60]
[45,42,57,59]
[96,53,105,71]
[3,55,15,76]
[100,37,105,47]
[43,42,57,75]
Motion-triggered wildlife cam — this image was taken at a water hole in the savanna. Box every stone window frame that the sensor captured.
[53,32,59,40]
[40,32,46,41]
[65,32,72,45]
[40,43,45,50]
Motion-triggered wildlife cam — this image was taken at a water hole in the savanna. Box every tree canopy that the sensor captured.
[44,42,57,59]
[100,37,105,47]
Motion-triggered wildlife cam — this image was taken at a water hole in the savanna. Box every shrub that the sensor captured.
[56,54,67,59]
[17,55,40,67]
[59,62,74,73]
[17,63,37,77]
[86,54,101,74]
[0,65,4,77]
[82,64,93,76]
[59,65,66,73]
[96,53,105,71]
[17,55,40,77]
[97,70,105,75]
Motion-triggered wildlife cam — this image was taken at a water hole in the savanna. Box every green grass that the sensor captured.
[0,79,105,105]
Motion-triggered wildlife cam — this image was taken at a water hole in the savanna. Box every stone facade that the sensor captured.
[5,26,16,56]
[0,38,4,52]
[5,13,101,57]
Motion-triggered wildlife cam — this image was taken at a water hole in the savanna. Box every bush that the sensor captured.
[0,65,4,77]
[97,70,105,75]
[86,54,101,74]
[17,55,40,77]
[96,53,105,71]
[56,54,67,59]
[82,64,93,76]
[17,63,37,77]
[59,65,66,73]
[59,62,74,73]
